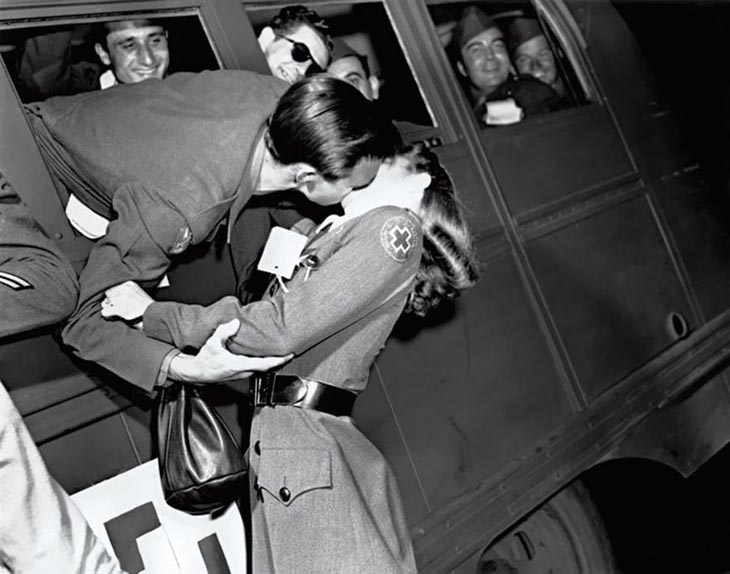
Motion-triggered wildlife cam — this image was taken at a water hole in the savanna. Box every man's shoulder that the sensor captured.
[163,69,288,97]
[507,74,568,113]
[509,74,556,96]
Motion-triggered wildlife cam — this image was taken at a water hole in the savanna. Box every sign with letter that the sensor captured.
[71,459,246,574]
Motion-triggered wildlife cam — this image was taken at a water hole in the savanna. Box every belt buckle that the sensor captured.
[252,372,276,408]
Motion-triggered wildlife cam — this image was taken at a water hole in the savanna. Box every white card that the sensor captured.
[257,226,308,279]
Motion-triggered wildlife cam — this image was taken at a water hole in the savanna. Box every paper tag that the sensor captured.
[257,227,308,279]
[484,98,524,126]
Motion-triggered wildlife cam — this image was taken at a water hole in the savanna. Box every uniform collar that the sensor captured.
[99,69,118,90]
[227,123,267,243]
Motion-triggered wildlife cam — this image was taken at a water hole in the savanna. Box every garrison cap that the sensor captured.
[330,38,362,62]
[452,5,499,51]
[506,17,544,53]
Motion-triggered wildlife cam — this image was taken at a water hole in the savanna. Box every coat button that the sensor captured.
[254,441,261,455]
[279,487,291,502]
[303,254,319,268]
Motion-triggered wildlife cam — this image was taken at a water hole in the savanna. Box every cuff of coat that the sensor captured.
[155,349,181,389]
[143,301,175,343]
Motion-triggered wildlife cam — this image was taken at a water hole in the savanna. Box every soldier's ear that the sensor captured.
[456,60,467,78]
[294,164,318,185]
[258,27,276,52]
[369,76,381,101]
[94,43,111,67]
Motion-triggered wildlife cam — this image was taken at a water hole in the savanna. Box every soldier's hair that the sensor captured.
[93,18,167,49]
[268,75,401,181]
[269,5,332,51]
[401,145,479,317]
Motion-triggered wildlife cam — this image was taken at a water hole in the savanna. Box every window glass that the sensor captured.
[244,2,434,127]
[0,12,219,102]
[427,1,588,128]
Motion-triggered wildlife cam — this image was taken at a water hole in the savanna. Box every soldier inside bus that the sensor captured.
[61,18,172,240]
[93,18,170,89]
[15,17,169,101]
[506,16,566,97]
[451,4,565,126]
[327,38,381,102]
[257,5,331,85]
[0,171,125,574]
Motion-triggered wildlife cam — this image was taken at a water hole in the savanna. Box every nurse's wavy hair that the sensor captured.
[267,75,401,181]
[401,144,479,317]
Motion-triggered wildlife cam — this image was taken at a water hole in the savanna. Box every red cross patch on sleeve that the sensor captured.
[0,271,33,291]
[380,216,418,263]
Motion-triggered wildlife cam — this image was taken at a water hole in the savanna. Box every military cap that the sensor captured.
[452,5,499,51]
[330,38,362,62]
[506,17,544,53]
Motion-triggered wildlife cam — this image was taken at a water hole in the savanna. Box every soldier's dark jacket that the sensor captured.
[0,175,78,339]
[23,70,288,390]
[474,73,568,122]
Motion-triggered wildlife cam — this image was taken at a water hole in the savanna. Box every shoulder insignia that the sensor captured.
[0,271,33,291]
[169,225,192,255]
[380,215,419,263]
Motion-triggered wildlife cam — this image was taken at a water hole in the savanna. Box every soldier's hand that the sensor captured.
[101,281,153,323]
[168,319,293,384]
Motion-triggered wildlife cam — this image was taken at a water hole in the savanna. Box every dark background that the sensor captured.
[615,1,730,213]
[588,4,730,572]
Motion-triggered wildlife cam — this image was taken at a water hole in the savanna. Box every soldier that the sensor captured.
[93,18,170,89]
[327,38,381,102]
[257,5,331,84]
[506,17,566,96]
[24,71,398,391]
[0,172,123,574]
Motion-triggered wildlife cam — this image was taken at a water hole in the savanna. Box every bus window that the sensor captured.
[243,3,435,128]
[1,13,219,102]
[427,1,589,128]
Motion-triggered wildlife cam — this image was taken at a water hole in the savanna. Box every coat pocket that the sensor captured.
[257,448,332,507]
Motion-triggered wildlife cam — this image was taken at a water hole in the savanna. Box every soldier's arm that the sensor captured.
[0,180,78,340]
[61,182,185,391]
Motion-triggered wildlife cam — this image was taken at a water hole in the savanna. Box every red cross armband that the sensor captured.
[380,215,419,263]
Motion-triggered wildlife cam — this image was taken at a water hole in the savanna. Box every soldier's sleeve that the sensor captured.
[0,383,125,574]
[144,208,422,356]
[0,183,78,340]
[61,182,186,391]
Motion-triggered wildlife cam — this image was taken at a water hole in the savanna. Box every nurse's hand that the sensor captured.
[168,319,293,384]
[101,281,153,323]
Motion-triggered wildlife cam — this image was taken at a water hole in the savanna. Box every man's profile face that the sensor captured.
[327,56,375,101]
[262,24,329,84]
[96,21,169,85]
[298,156,381,206]
[513,35,557,87]
[457,27,511,95]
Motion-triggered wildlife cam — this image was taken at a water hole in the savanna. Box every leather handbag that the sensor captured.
[156,381,248,515]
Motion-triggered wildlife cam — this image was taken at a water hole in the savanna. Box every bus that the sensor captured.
[2,0,729,571]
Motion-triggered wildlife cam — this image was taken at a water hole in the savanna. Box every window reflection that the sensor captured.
[245,2,434,127]
[1,14,219,102]
[428,1,587,127]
